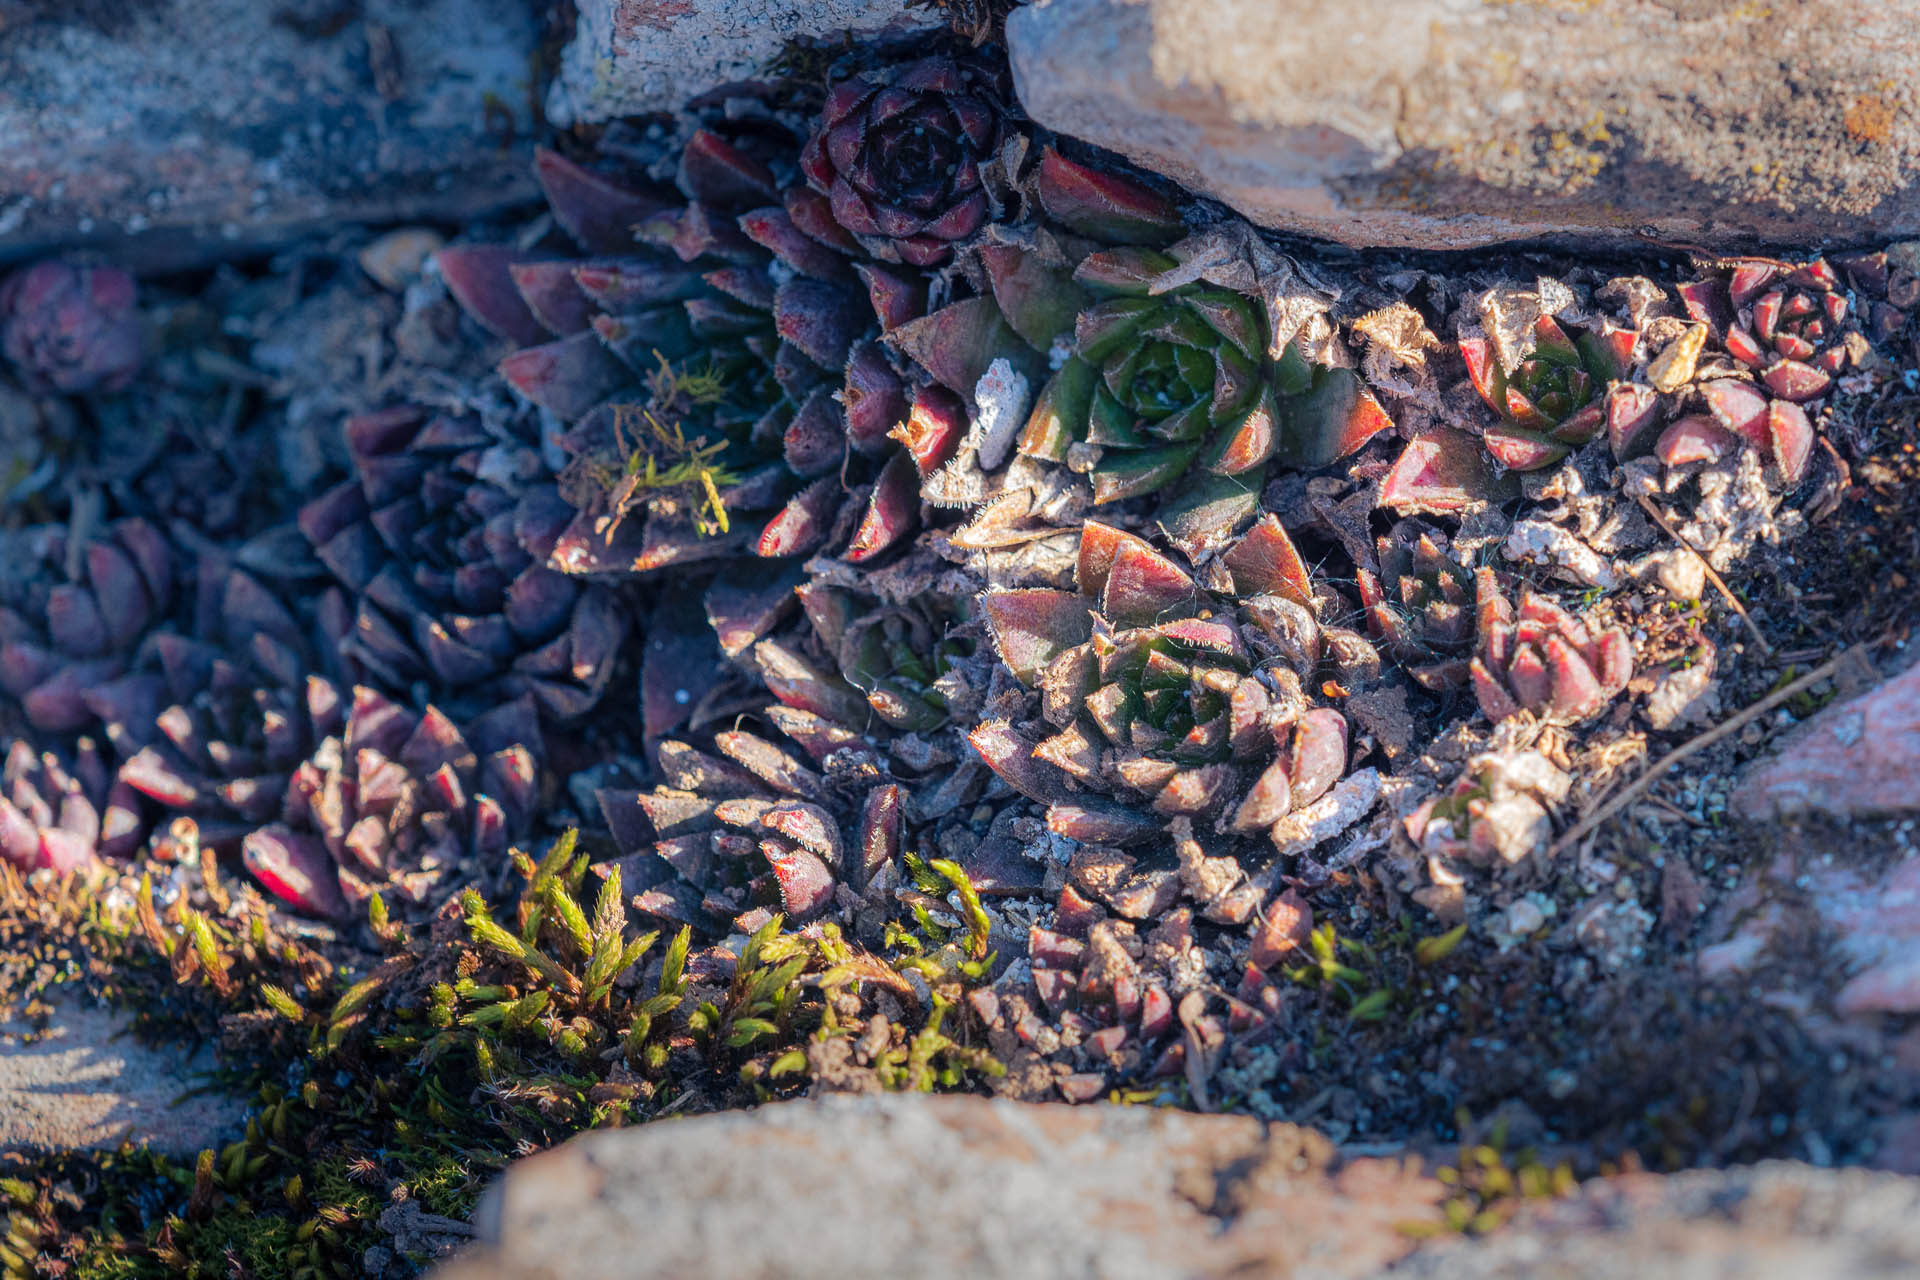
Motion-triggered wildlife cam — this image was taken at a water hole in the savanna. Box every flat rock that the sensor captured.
[0,0,540,271]
[1008,0,1920,252]
[1733,660,1920,822]
[1381,1162,1920,1279]
[0,994,246,1156]
[437,1093,1442,1279]
[545,0,935,126]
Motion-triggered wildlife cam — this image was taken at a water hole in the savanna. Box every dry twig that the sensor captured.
[1633,491,1773,658]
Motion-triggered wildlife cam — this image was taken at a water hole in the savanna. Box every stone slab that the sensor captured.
[1733,659,1920,823]
[436,1092,1441,1280]
[1383,1162,1920,1280]
[544,0,936,126]
[0,994,245,1156]
[1008,0,1920,252]
[0,0,541,272]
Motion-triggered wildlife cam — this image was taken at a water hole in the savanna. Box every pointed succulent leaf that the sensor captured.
[1379,429,1509,515]
[886,296,1033,398]
[1654,414,1737,468]
[979,244,1090,349]
[436,246,552,346]
[1091,444,1203,506]
[1277,367,1391,469]
[498,333,631,419]
[534,147,667,254]
[982,589,1093,685]
[1034,148,1183,245]
[1156,474,1260,561]
[1767,398,1814,485]
[890,385,968,477]
[844,452,919,564]
[1102,542,1196,627]
[1221,514,1312,607]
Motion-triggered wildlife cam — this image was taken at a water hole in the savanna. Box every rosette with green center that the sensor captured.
[884,147,1389,527]
[973,518,1375,841]
[1460,315,1636,471]
[1017,246,1276,505]
[792,581,974,735]
[599,620,965,934]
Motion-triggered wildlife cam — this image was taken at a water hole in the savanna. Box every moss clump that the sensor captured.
[0,831,1005,1276]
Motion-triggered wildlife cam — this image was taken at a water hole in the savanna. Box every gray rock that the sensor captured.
[1380,1162,1920,1279]
[1007,0,1920,252]
[545,0,935,126]
[0,993,246,1156]
[437,1093,1441,1279]
[0,0,540,271]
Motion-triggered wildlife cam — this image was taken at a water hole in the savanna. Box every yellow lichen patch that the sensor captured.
[1845,95,1896,145]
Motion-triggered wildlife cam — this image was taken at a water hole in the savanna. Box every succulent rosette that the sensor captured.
[1468,569,1632,724]
[1405,749,1571,871]
[439,125,926,574]
[1019,245,1280,505]
[0,260,143,395]
[0,737,144,874]
[791,580,974,735]
[1355,520,1475,690]
[0,518,176,735]
[886,147,1387,523]
[975,517,1373,841]
[1678,258,1865,404]
[602,637,927,934]
[297,406,626,722]
[800,55,1001,267]
[1460,315,1637,471]
[239,689,544,920]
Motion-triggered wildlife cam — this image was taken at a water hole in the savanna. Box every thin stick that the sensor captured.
[1634,491,1774,659]
[1546,652,1843,859]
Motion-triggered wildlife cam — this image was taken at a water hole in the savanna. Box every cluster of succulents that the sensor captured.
[9,43,1920,1183]
[437,66,984,577]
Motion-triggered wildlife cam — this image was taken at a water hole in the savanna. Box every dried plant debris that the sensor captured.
[3,33,1920,1278]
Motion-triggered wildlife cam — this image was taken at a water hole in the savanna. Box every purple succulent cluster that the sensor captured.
[8,48,1917,1128]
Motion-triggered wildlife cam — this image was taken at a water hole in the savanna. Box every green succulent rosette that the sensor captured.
[1017,246,1280,505]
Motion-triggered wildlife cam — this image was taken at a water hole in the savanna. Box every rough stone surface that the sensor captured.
[1383,1163,1920,1279]
[0,0,541,271]
[1008,0,1920,252]
[545,0,934,126]
[1733,660,1920,822]
[436,1093,1441,1279]
[0,994,245,1156]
